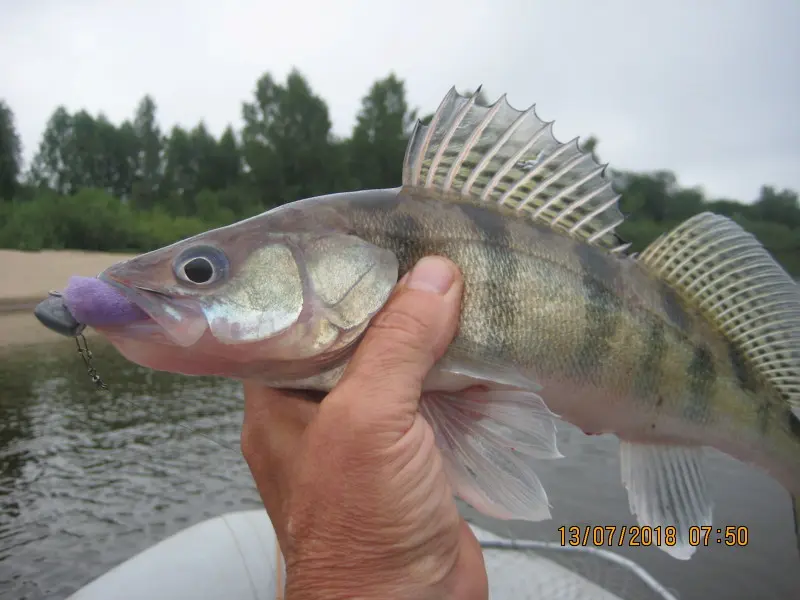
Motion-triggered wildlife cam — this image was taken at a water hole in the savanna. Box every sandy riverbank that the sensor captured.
[0,249,136,347]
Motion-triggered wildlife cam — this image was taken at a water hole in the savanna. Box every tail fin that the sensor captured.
[633,212,800,559]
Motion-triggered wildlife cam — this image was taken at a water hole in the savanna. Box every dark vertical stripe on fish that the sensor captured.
[660,282,692,331]
[727,340,758,393]
[788,410,800,441]
[633,320,667,399]
[459,203,518,357]
[575,244,624,381]
[685,343,715,423]
[756,401,773,437]
[725,338,771,433]
[385,213,429,275]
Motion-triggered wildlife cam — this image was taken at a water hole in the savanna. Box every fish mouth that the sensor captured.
[98,274,208,347]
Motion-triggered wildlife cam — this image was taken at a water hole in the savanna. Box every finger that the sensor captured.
[331,256,463,419]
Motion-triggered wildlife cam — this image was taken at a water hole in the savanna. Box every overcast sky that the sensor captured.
[2,0,798,202]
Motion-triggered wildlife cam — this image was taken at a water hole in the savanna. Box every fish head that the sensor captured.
[95,206,400,380]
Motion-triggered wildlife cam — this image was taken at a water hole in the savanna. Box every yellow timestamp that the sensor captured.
[557,525,750,547]
[558,525,678,547]
[688,526,749,547]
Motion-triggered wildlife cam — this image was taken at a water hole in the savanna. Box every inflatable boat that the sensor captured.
[67,510,678,600]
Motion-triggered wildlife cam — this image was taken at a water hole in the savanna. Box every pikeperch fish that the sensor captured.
[35,87,800,560]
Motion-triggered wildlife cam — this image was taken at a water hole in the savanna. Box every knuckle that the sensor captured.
[369,303,433,352]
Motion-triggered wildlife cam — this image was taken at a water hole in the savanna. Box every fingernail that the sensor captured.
[407,257,455,295]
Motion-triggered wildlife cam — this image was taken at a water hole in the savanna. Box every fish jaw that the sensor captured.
[94,311,371,381]
[92,267,372,380]
[96,274,209,347]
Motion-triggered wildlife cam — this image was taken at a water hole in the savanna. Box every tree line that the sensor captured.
[1,69,799,275]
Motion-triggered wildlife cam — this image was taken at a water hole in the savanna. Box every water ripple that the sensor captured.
[0,341,262,599]
[1,340,799,599]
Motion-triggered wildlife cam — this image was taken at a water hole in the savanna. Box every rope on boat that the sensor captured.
[478,540,679,600]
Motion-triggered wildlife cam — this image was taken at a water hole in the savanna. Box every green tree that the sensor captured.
[581,135,599,156]
[190,122,235,193]
[28,106,72,193]
[349,73,417,189]
[241,69,339,206]
[666,187,705,222]
[706,198,754,220]
[160,125,198,214]
[131,95,164,209]
[28,107,137,197]
[159,122,243,216]
[754,185,800,228]
[214,126,242,190]
[616,171,678,222]
[189,122,219,193]
[0,100,22,201]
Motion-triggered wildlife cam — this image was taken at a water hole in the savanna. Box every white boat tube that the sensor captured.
[68,510,677,600]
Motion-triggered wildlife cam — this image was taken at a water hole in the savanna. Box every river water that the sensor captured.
[1,339,799,599]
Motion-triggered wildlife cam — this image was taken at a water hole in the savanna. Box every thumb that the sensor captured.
[330,256,463,420]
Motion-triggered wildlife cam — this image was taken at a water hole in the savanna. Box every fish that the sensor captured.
[35,86,800,560]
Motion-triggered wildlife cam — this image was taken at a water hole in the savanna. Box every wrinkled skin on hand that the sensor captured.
[241,257,489,600]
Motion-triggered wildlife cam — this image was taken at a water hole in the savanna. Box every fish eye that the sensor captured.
[174,246,229,286]
[183,257,214,284]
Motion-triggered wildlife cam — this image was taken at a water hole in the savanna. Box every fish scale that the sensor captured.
[34,86,800,561]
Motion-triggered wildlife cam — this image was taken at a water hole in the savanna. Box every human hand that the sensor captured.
[241,256,489,600]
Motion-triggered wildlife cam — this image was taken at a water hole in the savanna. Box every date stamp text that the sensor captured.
[558,525,749,547]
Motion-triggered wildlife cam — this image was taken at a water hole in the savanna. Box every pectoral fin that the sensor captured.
[420,388,562,522]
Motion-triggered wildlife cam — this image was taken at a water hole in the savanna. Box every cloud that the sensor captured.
[2,0,798,202]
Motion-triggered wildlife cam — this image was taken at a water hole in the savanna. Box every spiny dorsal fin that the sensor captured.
[402,87,630,253]
[638,212,800,414]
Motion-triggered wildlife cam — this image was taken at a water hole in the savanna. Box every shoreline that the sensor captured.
[0,297,44,313]
[0,249,135,348]
[0,311,103,349]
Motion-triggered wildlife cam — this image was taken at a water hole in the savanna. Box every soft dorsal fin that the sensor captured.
[638,212,800,415]
[402,87,630,253]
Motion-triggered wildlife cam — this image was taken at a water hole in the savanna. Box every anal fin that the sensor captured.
[620,441,712,560]
[419,388,562,522]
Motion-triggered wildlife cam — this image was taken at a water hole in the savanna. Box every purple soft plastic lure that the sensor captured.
[62,276,147,326]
